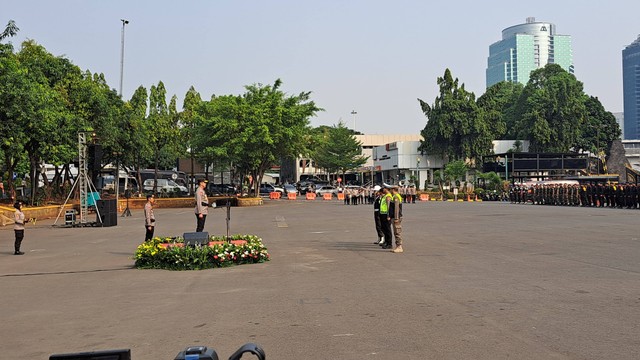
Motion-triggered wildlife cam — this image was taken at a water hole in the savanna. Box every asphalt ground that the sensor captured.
[1,199,639,359]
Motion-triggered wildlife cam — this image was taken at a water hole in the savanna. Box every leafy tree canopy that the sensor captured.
[418,69,493,163]
[313,121,368,177]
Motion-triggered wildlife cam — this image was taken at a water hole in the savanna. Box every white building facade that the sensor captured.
[372,141,445,187]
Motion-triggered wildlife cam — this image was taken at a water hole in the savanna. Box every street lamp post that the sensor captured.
[351,110,357,132]
[416,157,421,189]
[119,19,129,97]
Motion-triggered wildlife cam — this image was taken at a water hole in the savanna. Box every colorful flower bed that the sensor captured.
[134,234,270,270]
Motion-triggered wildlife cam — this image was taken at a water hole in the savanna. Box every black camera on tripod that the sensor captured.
[174,343,265,360]
[49,343,265,360]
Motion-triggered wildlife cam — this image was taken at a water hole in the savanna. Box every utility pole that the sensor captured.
[351,110,357,132]
[119,19,129,97]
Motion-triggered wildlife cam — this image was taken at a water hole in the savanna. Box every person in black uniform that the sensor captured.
[372,186,385,245]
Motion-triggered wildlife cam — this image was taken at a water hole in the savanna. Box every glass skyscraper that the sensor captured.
[486,17,574,88]
[623,35,640,140]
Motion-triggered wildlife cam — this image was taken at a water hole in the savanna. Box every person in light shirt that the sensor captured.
[13,201,30,255]
[194,179,209,232]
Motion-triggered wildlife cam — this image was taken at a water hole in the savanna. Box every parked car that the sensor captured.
[316,185,338,197]
[283,184,298,195]
[296,181,316,195]
[258,183,284,195]
[207,183,236,196]
[143,178,188,195]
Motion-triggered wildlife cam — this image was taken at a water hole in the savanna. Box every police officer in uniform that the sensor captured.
[378,187,393,249]
[195,178,209,232]
[372,186,385,245]
[389,185,404,253]
[144,194,156,241]
[13,201,29,255]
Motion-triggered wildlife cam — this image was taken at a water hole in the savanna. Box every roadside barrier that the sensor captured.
[323,193,332,200]
[269,192,281,199]
[306,192,316,200]
[287,193,297,200]
[337,193,345,200]
[419,194,429,201]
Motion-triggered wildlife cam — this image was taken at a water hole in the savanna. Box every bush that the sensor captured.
[134,234,270,270]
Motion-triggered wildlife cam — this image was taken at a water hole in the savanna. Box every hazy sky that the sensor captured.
[4,1,639,135]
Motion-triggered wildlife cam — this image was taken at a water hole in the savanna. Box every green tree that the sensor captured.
[574,96,621,154]
[313,122,368,181]
[418,69,493,163]
[180,86,203,193]
[476,81,523,139]
[123,86,151,190]
[513,64,586,152]
[0,20,19,41]
[194,80,320,195]
[444,159,468,187]
[14,41,74,203]
[476,171,503,192]
[147,81,180,192]
[193,94,242,182]
[0,46,28,198]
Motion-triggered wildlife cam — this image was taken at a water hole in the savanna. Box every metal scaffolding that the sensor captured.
[78,132,90,224]
[54,132,100,226]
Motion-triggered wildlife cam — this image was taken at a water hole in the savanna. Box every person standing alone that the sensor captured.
[195,179,209,232]
[144,194,156,241]
[13,201,29,255]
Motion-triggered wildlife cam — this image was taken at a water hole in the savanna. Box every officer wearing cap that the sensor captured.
[372,185,384,245]
[388,185,404,253]
[195,178,209,232]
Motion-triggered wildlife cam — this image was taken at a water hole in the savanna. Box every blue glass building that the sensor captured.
[623,36,640,139]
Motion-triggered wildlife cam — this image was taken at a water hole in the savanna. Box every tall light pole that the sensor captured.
[351,110,357,132]
[416,157,421,189]
[119,19,129,97]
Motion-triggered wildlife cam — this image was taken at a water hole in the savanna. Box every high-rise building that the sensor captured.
[623,35,640,140]
[486,17,574,88]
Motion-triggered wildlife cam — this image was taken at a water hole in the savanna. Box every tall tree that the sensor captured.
[0,46,28,199]
[123,86,150,190]
[180,86,202,193]
[418,69,493,163]
[574,96,621,154]
[14,41,73,203]
[512,64,586,152]
[313,122,368,181]
[194,79,320,194]
[146,82,181,192]
[476,81,523,140]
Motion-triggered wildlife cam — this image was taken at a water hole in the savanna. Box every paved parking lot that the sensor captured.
[1,200,639,359]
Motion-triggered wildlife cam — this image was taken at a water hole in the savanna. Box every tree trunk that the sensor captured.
[190,150,195,194]
[29,155,39,205]
[4,152,17,201]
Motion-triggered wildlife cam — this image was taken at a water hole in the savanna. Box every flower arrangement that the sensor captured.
[134,234,270,270]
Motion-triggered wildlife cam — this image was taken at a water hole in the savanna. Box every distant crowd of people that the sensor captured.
[509,183,640,208]
[342,184,417,205]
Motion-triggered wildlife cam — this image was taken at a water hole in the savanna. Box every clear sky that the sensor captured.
[4,0,639,135]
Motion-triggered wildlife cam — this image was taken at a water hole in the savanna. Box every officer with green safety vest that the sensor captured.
[378,187,393,249]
